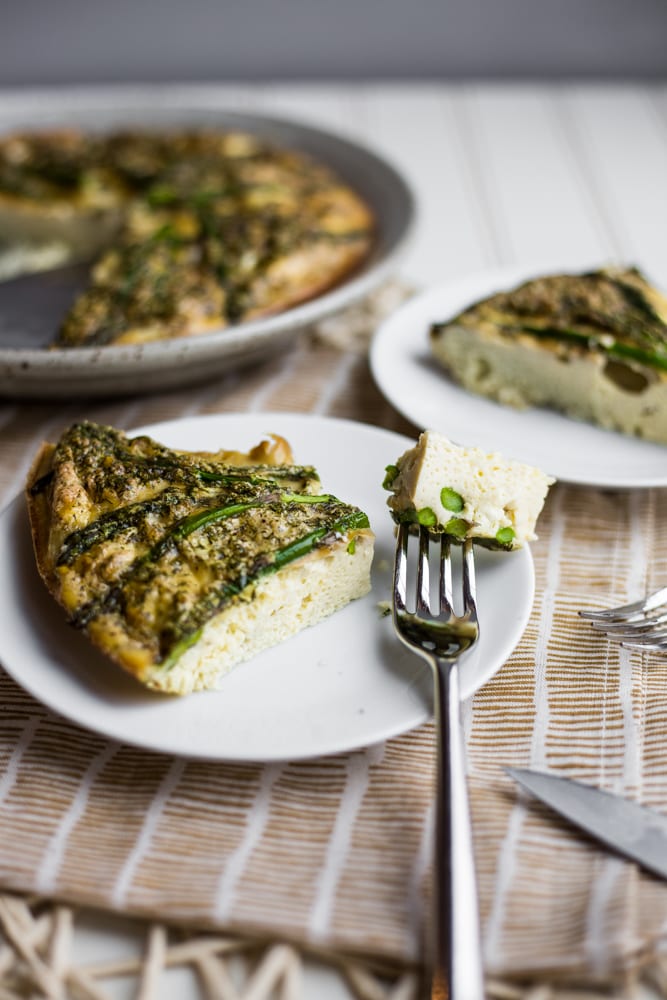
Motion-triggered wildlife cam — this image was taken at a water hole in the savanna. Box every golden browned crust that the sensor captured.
[26,442,56,594]
[175,433,294,468]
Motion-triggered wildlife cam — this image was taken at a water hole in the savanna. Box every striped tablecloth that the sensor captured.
[1,83,667,997]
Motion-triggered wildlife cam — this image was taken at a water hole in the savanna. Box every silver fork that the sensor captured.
[580,586,667,652]
[393,523,484,1000]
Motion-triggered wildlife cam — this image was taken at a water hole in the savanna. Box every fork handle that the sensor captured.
[432,655,485,1000]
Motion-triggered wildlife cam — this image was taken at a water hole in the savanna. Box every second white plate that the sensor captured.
[0,413,534,762]
[370,267,667,489]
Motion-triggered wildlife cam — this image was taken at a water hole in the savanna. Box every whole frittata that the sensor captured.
[0,128,374,347]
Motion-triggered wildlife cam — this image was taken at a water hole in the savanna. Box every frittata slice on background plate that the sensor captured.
[430,266,667,444]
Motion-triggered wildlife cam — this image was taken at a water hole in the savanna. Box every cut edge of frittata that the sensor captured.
[116,531,374,695]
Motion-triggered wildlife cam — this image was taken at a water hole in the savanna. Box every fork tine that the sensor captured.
[462,538,477,621]
[601,630,662,645]
[439,535,453,616]
[611,629,667,647]
[621,638,667,652]
[580,602,647,622]
[417,526,431,615]
[580,585,667,622]
[393,522,408,613]
[590,612,667,635]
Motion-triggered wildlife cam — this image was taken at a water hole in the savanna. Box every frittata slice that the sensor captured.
[26,422,374,694]
[384,430,553,549]
[430,266,667,444]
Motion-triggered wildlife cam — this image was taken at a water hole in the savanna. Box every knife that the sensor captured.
[505,767,667,881]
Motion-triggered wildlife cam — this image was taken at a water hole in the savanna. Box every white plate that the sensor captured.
[370,267,667,489]
[0,413,534,762]
[0,89,414,399]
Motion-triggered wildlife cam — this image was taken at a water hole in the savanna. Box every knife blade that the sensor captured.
[505,767,667,881]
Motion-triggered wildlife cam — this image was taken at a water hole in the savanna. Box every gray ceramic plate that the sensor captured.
[0,88,415,399]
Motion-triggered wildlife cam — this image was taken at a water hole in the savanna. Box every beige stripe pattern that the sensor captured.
[2,320,667,990]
